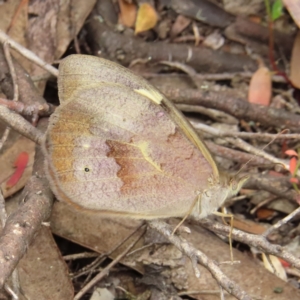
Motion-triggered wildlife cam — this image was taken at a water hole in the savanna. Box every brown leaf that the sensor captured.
[283,0,300,29]
[19,227,74,299]
[233,217,268,234]
[50,201,144,273]
[170,15,191,39]
[290,31,300,88]
[118,0,137,28]
[5,197,74,300]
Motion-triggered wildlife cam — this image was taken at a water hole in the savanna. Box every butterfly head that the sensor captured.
[225,173,249,198]
[190,173,248,220]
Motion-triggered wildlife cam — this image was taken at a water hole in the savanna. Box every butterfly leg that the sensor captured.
[171,194,201,235]
[213,211,234,263]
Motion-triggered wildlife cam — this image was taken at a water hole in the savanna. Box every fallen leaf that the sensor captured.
[283,0,300,29]
[285,149,298,157]
[289,156,298,174]
[278,258,291,268]
[290,31,300,88]
[248,66,272,106]
[233,217,268,235]
[118,0,137,28]
[170,15,191,39]
[135,3,158,34]
[289,177,299,184]
[0,137,35,198]
[256,208,277,220]
[90,288,114,300]
[6,151,29,188]
[262,253,288,282]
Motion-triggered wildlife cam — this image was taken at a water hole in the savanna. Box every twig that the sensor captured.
[205,141,269,166]
[225,137,291,173]
[0,42,20,151]
[148,220,252,300]
[63,252,99,261]
[160,86,300,132]
[4,284,18,299]
[179,104,238,124]
[0,129,10,152]
[72,222,145,281]
[4,43,19,102]
[1,185,19,298]
[0,97,54,117]
[191,122,300,141]
[0,43,21,297]
[73,227,146,300]
[0,174,53,288]
[142,71,286,83]
[0,30,58,77]
[0,190,7,228]
[244,174,297,203]
[0,131,54,292]
[262,206,300,238]
[201,219,300,269]
[0,105,43,145]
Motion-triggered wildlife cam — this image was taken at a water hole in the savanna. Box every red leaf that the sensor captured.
[278,257,290,268]
[289,177,299,184]
[285,149,298,157]
[6,152,29,188]
[289,157,298,174]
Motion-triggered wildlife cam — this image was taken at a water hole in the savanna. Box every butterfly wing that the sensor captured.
[58,55,219,179]
[44,55,220,218]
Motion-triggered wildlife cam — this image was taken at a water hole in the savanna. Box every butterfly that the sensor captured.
[43,54,246,220]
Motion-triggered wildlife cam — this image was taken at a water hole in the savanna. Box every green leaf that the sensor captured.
[271,0,283,21]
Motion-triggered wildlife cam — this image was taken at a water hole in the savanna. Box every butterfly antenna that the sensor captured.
[234,129,289,177]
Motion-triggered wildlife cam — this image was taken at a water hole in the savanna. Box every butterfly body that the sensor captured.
[43,55,244,220]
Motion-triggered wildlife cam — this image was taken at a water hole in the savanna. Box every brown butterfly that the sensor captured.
[43,55,246,220]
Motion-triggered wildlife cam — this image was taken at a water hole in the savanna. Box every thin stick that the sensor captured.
[201,219,300,269]
[0,105,43,145]
[148,220,252,300]
[0,190,20,299]
[226,137,290,173]
[262,206,300,238]
[192,122,300,140]
[73,228,146,300]
[0,30,58,77]
[0,42,20,151]
[72,223,145,280]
